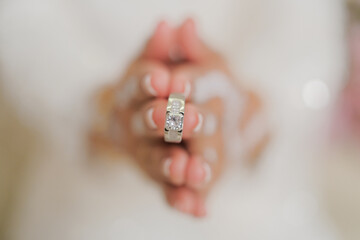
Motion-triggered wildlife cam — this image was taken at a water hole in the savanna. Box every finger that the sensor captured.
[162,147,189,185]
[136,143,189,186]
[140,99,201,139]
[238,90,263,132]
[185,155,209,190]
[117,60,170,106]
[169,63,229,101]
[238,91,270,163]
[143,21,177,61]
[169,63,201,100]
[185,99,224,190]
[177,18,213,62]
[165,186,207,217]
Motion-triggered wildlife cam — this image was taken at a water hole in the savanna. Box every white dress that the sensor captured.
[0,0,346,239]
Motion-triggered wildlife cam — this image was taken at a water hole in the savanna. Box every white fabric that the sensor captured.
[0,0,346,239]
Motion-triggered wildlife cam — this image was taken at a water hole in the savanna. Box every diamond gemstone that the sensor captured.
[165,113,183,131]
[170,100,181,113]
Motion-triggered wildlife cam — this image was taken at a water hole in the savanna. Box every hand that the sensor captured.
[92,19,269,217]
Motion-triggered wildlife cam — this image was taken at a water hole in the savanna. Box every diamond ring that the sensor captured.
[164,93,185,143]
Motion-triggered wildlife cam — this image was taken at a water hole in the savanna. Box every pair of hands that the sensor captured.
[94,19,265,217]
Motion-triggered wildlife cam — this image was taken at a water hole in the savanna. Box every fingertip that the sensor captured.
[156,20,170,33]
[145,20,172,60]
[183,104,200,137]
[152,100,167,129]
[179,18,200,61]
[180,18,196,35]
[142,74,157,96]
[184,80,191,99]
[145,107,157,129]
[203,162,212,184]
[151,68,170,97]
[186,156,206,189]
[169,188,195,214]
[166,187,207,217]
[168,148,188,185]
[170,73,191,99]
[194,199,207,217]
[163,157,172,178]
[193,112,203,133]
[183,18,196,34]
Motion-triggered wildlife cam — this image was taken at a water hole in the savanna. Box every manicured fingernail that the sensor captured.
[184,80,191,98]
[145,108,157,129]
[193,113,203,133]
[163,158,172,178]
[143,74,157,96]
[203,163,212,183]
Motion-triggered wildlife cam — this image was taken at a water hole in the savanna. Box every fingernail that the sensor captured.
[145,108,157,129]
[184,80,191,98]
[193,113,203,133]
[143,74,157,96]
[163,158,172,178]
[203,162,212,184]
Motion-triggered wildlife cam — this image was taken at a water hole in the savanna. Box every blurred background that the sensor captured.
[0,0,359,239]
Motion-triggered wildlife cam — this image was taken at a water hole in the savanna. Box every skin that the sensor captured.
[91,18,268,217]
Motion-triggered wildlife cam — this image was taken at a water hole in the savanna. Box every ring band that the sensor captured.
[164,93,185,143]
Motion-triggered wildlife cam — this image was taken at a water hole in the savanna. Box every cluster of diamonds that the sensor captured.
[165,100,184,131]
[170,100,181,112]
